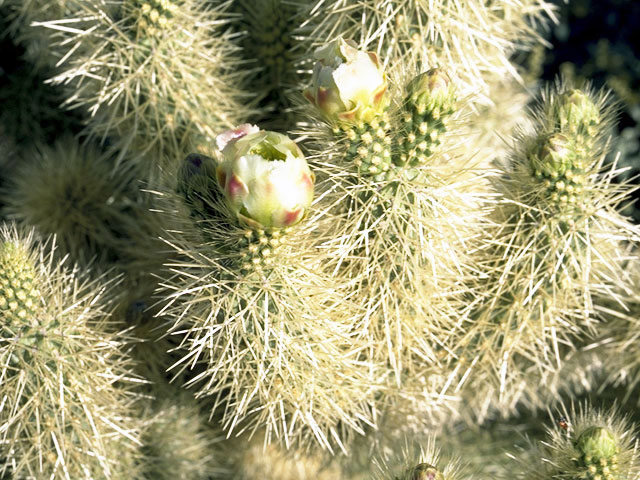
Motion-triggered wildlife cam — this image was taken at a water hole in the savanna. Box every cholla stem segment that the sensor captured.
[452,82,640,416]
[0,224,142,479]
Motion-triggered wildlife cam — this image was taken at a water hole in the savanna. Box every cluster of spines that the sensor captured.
[36,0,252,169]
[237,227,290,274]
[0,224,142,479]
[0,136,165,290]
[137,385,225,480]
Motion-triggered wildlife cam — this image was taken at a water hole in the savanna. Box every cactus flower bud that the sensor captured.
[575,427,618,464]
[215,126,315,229]
[556,89,600,134]
[304,38,387,123]
[533,133,575,178]
[410,464,444,480]
[405,69,455,113]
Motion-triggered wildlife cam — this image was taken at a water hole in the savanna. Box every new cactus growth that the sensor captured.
[523,405,640,480]
[451,83,640,418]
[398,69,456,167]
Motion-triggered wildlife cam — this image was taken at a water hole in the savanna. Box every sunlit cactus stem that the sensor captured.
[0,224,141,478]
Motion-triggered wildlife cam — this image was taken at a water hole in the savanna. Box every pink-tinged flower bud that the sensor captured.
[216,127,315,229]
[410,464,444,480]
[304,38,387,123]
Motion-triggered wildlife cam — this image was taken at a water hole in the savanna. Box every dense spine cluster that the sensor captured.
[0,225,142,479]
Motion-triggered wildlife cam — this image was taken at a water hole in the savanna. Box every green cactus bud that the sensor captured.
[529,133,591,207]
[556,88,600,135]
[304,38,388,124]
[398,69,456,167]
[216,124,315,230]
[575,427,619,471]
[405,69,455,115]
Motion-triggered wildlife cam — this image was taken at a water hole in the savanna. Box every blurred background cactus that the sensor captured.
[1,0,640,478]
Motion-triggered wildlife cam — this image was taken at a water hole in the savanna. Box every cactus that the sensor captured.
[35,0,253,168]
[0,136,165,293]
[300,0,555,99]
[302,41,487,425]
[449,82,640,419]
[1,0,640,477]
[156,126,377,451]
[521,405,640,480]
[0,223,142,479]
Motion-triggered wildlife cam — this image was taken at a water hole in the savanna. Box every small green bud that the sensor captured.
[405,69,455,113]
[576,427,618,465]
[532,133,574,178]
[216,124,315,229]
[304,38,388,123]
[556,89,600,133]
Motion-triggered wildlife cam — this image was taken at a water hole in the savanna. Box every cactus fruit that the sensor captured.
[397,69,456,167]
[0,224,142,479]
